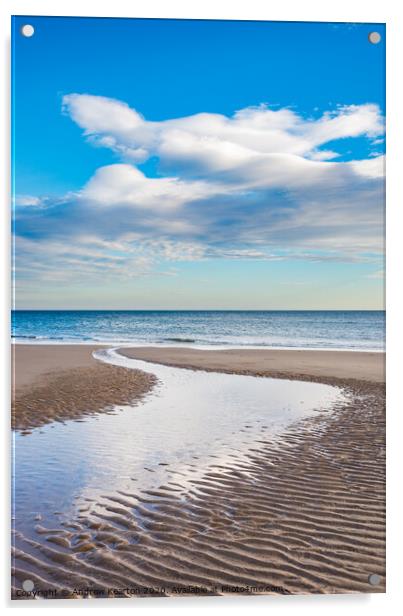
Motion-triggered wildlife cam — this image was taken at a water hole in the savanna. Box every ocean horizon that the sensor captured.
[11,309,386,351]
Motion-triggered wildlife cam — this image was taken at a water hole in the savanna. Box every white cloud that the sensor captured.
[63,94,153,162]
[62,95,385,170]
[61,94,385,218]
[307,150,339,161]
[80,163,224,210]
[14,195,43,207]
[305,104,384,144]
[14,95,385,287]
[350,155,385,179]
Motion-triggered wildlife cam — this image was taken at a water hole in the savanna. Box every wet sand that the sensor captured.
[119,347,385,383]
[11,345,385,597]
[12,345,157,432]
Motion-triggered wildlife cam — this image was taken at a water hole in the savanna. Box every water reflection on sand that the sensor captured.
[13,347,345,536]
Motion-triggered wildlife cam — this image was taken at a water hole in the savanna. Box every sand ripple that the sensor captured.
[12,365,157,432]
[12,380,385,599]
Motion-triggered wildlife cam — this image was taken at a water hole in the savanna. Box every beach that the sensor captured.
[12,345,157,432]
[119,346,385,383]
[12,344,385,597]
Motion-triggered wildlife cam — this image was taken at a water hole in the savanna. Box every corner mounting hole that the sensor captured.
[368,573,381,586]
[22,579,34,592]
[21,24,35,38]
[368,31,381,45]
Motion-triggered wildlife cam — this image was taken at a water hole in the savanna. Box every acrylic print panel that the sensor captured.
[11,16,386,600]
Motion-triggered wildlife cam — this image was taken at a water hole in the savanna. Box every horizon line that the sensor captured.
[12,308,386,312]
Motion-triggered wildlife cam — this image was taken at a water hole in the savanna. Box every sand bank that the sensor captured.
[119,347,385,383]
[12,345,157,432]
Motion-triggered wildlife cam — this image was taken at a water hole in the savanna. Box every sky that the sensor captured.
[12,17,386,310]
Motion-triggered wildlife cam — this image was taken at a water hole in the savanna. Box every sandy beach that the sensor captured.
[12,344,385,597]
[12,345,157,432]
[119,347,385,383]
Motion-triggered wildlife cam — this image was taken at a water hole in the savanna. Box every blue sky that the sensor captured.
[12,17,385,309]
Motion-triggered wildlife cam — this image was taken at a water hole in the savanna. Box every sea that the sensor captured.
[11,310,385,351]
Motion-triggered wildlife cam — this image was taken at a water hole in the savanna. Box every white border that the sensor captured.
[1,1,402,614]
